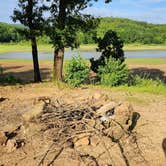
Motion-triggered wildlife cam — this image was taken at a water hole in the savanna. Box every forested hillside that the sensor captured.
[97,17,166,44]
[0,22,24,42]
[1,17,166,44]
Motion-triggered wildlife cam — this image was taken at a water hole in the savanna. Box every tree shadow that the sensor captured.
[162,138,166,158]
[131,67,166,83]
[0,65,51,86]
[2,66,24,71]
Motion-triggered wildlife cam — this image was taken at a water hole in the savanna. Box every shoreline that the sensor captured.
[0,43,166,54]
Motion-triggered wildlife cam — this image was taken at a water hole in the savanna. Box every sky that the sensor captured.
[0,0,166,24]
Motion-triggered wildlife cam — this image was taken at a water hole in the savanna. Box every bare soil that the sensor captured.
[0,62,166,165]
[0,61,166,82]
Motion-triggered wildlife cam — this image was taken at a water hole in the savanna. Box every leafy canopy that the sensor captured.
[12,0,45,38]
[45,0,112,49]
[90,30,125,73]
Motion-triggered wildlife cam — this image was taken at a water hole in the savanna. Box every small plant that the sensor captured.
[97,58,129,86]
[64,54,89,87]
[0,74,22,84]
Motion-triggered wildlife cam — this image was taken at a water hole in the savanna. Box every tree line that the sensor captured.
[0,23,24,42]
[97,17,166,44]
[1,17,166,45]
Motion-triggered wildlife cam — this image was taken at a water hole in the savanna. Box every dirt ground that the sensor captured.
[0,61,166,82]
[0,61,166,166]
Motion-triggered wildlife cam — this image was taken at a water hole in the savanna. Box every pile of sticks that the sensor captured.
[35,97,144,166]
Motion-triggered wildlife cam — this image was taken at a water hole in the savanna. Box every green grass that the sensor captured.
[114,78,166,96]
[88,80,166,96]
[0,57,165,66]
[0,42,53,54]
[112,83,166,96]
[124,43,166,51]
[0,42,166,54]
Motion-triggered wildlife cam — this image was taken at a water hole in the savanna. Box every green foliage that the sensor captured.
[0,74,22,84]
[45,1,111,50]
[65,55,89,87]
[12,0,45,39]
[78,30,97,44]
[97,17,166,44]
[2,16,166,45]
[97,58,129,86]
[90,30,124,73]
[129,75,164,87]
[0,23,25,43]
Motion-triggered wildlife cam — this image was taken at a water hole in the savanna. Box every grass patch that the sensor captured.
[111,82,166,96]
[126,58,166,65]
[124,43,166,51]
[0,42,53,54]
[88,76,166,96]
[1,43,166,54]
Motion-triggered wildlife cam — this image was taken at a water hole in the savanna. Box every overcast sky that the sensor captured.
[0,0,166,24]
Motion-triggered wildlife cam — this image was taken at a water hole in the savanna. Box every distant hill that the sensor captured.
[97,17,166,44]
[10,23,25,28]
[0,22,24,42]
[1,17,166,44]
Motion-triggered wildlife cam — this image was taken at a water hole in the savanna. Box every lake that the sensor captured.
[0,50,166,60]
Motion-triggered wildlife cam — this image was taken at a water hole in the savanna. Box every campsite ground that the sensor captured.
[0,59,166,165]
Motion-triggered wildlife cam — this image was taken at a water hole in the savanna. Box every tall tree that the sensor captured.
[12,0,45,82]
[46,0,112,81]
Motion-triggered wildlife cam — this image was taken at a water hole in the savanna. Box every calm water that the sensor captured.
[0,50,166,60]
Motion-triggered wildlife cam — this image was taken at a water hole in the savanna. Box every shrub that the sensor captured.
[97,58,129,86]
[0,74,22,84]
[90,30,124,73]
[64,55,89,87]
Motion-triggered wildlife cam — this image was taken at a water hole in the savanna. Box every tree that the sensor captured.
[12,0,44,82]
[45,0,112,81]
[90,30,124,73]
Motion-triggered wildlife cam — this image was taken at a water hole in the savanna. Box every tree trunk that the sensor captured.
[53,48,64,81]
[52,0,66,81]
[31,36,41,82]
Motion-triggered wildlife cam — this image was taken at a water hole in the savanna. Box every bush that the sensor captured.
[97,58,129,86]
[64,55,89,87]
[0,74,22,84]
[90,30,124,73]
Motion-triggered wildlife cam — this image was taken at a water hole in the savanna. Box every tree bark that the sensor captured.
[53,48,64,81]
[53,0,66,81]
[31,36,41,82]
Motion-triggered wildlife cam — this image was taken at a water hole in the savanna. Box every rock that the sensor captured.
[6,138,25,153]
[0,97,8,102]
[22,102,44,121]
[64,139,74,149]
[90,94,109,110]
[0,131,7,145]
[96,101,117,116]
[114,103,133,125]
[106,124,125,140]
[6,139,17,153]
[104,102,134,140]
[90,135,100,146]
[74,134,90,147]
